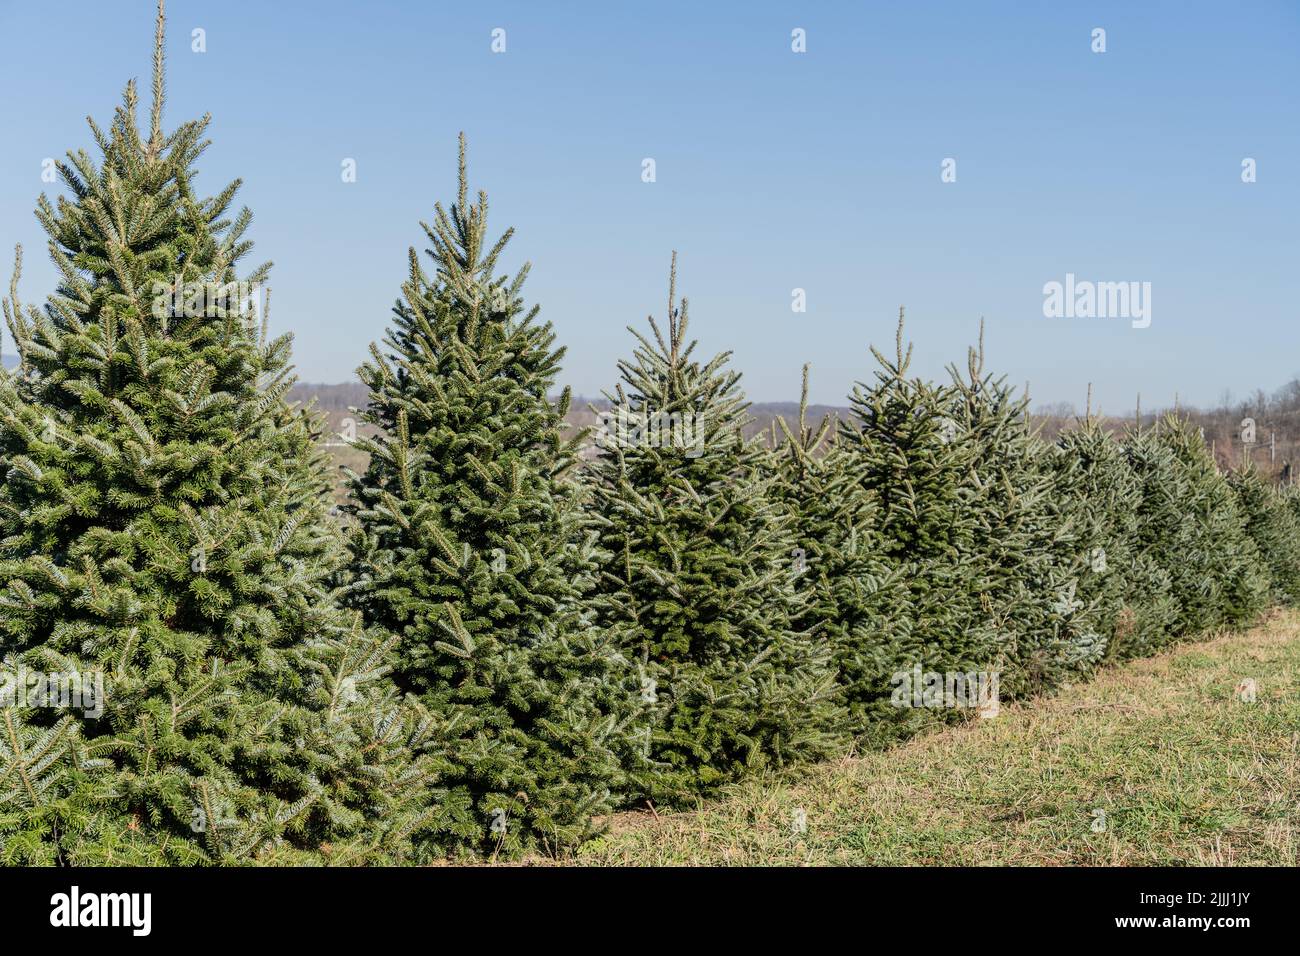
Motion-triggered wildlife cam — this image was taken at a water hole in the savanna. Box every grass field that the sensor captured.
[562,610,1300,866]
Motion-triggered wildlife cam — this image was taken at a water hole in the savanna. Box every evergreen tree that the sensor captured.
[0,3,428,865]
[1228,462,1300,605]
[1051,405,1177,662]
[587,256,845,802]
[839,313,1000,741]
[345,136,642,858]
[947,331,1102,696]
[1127,414,1269,636]
[769,366,906,740]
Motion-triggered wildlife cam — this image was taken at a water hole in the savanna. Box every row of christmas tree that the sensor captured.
[2,8,1296,863]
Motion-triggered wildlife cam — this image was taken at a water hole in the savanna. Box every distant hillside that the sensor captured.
[288,382,852,444]
[288,379,1300,502]
[291,382,367,413]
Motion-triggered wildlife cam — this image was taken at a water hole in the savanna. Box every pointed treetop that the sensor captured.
[646,251,688,370]
[457,130,468,213]
[416,133,518,307]
[775,361,832,462]
[893,306,913,378]
[966,317,987,385]
[667,250,685,367]
[865,305,914,383]
[667,251,677,339]
[1086,382,1093,421]
[799,361,811,429]
[150,0,167,154]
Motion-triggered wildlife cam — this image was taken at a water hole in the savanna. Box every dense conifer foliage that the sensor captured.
[344,137,644,855]
[768,366,905,740]
[0,5,425,865]
[836,316,1002,742]
[585,259,844,802]
[1051,410,1178,662]
[1228,464,1300,605]
[947,332,1103,696]
[1128,416,1270,636]
[0,1,1287,866]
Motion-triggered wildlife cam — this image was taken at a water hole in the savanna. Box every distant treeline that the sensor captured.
[291,379,1300,482]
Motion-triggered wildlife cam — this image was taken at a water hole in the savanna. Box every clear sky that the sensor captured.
[1,1,1297,412]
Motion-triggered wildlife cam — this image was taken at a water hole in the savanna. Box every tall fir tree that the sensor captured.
[839,312,1001,740]
[768,366,906,740]
[0,2,429,865]
[1051,402,1177,662]
[588,256,845,802]
[344,135,643,858]
[1127,414,1269,636]
[1227,462,1300,605]
[947,330,1102,696]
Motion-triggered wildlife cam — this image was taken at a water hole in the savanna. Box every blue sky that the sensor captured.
[1,1,1296,411]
